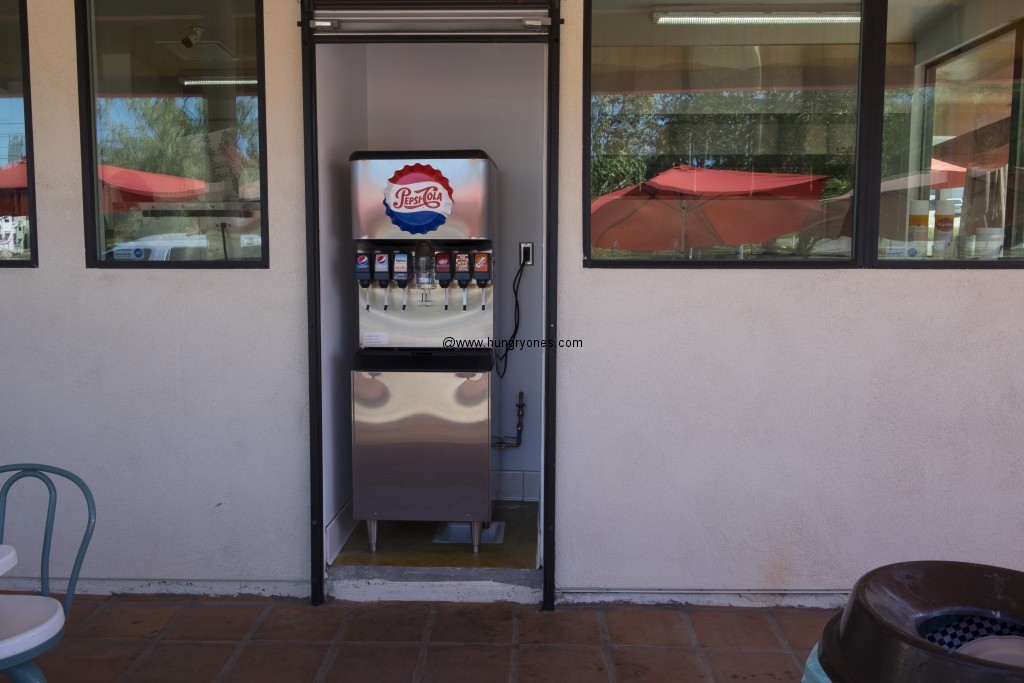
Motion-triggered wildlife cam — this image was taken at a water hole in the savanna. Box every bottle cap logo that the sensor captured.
[383,164,454,235]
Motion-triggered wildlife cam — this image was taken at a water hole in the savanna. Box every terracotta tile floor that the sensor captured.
[26,596,839,682]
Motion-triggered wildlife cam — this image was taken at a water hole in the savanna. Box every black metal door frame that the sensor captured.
[299,0,561,609]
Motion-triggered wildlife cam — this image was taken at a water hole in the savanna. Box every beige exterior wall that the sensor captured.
[557,0,1024,599]
[1,0,310,594]
[1,0,1021,600]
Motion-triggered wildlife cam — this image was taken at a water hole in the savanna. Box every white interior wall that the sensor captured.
[364,43,548,487]
[317,41,548,560]
[557,0,1024,599]
[317,43,367,562]
[0,0,310,594]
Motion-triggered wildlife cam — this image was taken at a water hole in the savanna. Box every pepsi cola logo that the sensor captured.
[375,254,388,266]
[383,164,454,235]
[357,254,369,265]
[391,186,445,211]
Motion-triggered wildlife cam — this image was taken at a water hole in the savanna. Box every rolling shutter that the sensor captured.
[310,0,554,39]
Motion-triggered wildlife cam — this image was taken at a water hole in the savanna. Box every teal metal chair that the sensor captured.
[0,464,96,683]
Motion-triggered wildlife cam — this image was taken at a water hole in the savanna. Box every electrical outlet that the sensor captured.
[519,242,534,266]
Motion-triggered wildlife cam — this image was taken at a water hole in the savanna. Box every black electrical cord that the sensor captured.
[495,257,527,379]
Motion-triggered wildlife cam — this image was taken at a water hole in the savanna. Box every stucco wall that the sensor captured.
[3,0,1022,600]
[556,0,1024,598]
[0,0,310,593]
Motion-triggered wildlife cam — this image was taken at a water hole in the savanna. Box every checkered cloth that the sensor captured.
[923,615,1024,651]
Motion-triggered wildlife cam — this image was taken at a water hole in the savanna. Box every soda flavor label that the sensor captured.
[435,253,451,271]
[392,253,409,274]
[473,253,490,273]
[383,164,454,235]
[374,253,390,279]
[355,253,370,272]
[454,253,470,273]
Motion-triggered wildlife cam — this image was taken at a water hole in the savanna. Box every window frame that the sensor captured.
[75,0,270,269]
[0,0,39,269]
[583,0,1024,269]
[870,21,1024,269]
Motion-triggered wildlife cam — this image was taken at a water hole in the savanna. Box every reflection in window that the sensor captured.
[881,2,1023,261]
[588,1,860,262]
[0,0,33,264]
[83,0,265,265]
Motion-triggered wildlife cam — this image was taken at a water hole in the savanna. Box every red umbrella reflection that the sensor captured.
[0,159,29,215]
[591,165,827,251]
[0,159,210,216]
[0,158,28,190]
[98,165,207,199]
[928,159,967,189]
[0,160,207,198]
[98,165,207,211]
[931,118,1010,173]
[787,159,968,244]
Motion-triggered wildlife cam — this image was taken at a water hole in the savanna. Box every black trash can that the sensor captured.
[817,561,1024,682]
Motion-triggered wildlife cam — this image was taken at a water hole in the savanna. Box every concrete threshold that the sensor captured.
[328,565,543,603]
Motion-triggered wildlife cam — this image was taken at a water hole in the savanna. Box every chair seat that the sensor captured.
[0,595,64,660]
[0,545,16,576]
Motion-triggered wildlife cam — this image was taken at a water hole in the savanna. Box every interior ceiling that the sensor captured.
[0,16,23,84]
[936,31,1015,83]
[591,0,965,43]
[93,3,258,83]
[597,0,855,6]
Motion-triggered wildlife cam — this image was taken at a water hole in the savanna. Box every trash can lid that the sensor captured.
[819,561,1024,683]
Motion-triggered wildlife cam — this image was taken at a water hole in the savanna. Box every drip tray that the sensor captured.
[433,521,505,545]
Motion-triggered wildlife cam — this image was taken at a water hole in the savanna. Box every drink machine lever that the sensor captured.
[434,251,452,310]
[415,242,435,306]
[373,252,391,310]
[472,252,491,311]
[392,252,411,310]
[355,252,372,310]
[454,251,472,311]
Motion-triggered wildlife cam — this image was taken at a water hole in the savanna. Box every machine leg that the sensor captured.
[368,519,378,553]
[471,521,482,554]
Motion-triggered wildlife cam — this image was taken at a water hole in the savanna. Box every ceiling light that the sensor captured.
[652,4,859,25]
[182,78,258,87]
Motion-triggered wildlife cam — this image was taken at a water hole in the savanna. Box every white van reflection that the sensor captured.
[104,233,261,261]
[0,216,29,257]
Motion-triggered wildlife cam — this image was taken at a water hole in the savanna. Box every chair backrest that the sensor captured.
[0,464,96,618]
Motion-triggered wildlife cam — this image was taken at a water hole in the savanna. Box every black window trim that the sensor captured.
[0,0,39,269]
[75,0,270,269]
[583,0,1024,269]
[872,16,1024,269]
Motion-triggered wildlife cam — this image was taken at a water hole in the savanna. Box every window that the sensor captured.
[586,0,861,263]
[79,0,267,267]
[0,0,36,266]
[586,0,1024,267]
[880,1,1024,263]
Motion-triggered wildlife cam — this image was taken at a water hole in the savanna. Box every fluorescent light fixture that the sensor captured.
[654,13,860,24]
[652,4,859,25]
[182,78,258,87]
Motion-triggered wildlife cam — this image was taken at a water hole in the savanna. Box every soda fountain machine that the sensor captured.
[350,151,496,553]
